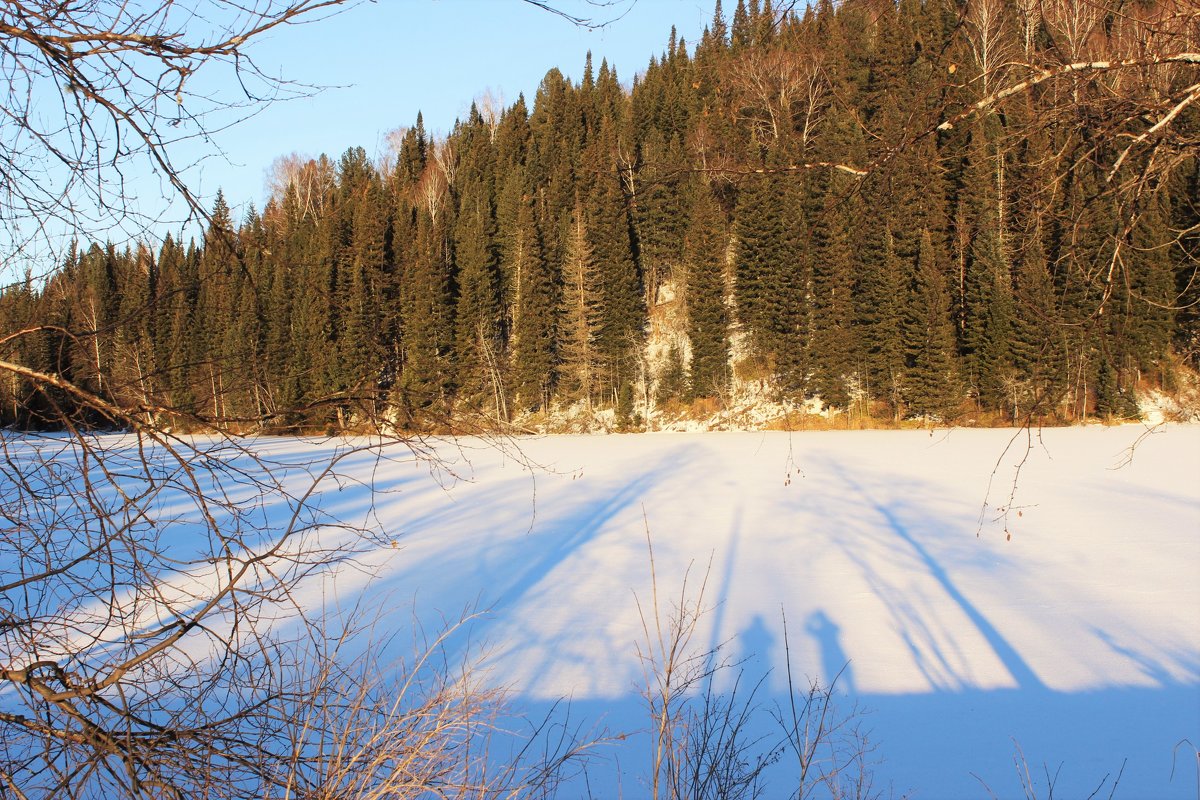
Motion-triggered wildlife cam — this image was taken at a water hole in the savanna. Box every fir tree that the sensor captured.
[1172,159,1200,367]
[806,112,860,408]
[807,190,856,406]
[731,0,751,51]
[195,192,237,417]
[769,164,810,394]
[956,126,1015,409]
[971,219,1016,410]
[152,234,188,408]
[656,342,687,405]
[635,129,688,304]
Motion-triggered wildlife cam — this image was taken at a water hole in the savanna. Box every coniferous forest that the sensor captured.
[2,0,1197,432]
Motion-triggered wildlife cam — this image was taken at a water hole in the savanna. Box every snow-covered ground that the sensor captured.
[254,424,1195,799]
[8,425,1200,797]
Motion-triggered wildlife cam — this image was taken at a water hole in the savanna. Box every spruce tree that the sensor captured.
[152,234,187,407]
[171,241,202,415]
[337,176,389,417]
[769,163,810,395]
[1056,169,1119,417]
[635,129,688,304]
[394,113,428,190]
[528,68,581,290]
[399,210,455,420]
[955,123,1015,411]
[733,168,776,351]
[731,0,751,51]
[971,219,1016,410]
[854,219,905,414]
[684,179,730,399]
[195,191,238,419]
[261,199,300,419]
[806,110,860,408]
[236,207,271,420]
[507,191,555,412]
[904,230,960,418]
[558,201,603,406]
[583,121,644,399]
[289,207,339,422]
[1172,159,1199,368]
[807,190,856,407]
[1011,226,1066,418]
[494,95,531,181]
[453,176,504,413]
[1123,189,1175,379]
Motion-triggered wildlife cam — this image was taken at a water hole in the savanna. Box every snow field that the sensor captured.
[4,425,1196,797]
[276,425,1199,797]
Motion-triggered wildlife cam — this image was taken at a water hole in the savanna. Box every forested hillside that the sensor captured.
[2,0,1197,431]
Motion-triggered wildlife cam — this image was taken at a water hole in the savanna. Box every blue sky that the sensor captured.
[185,0,712,218]
[0,1,713,282]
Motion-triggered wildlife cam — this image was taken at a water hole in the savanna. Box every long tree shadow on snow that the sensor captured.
[475,446,705,689]
[319,445,697,683]
[816,457,1046,692]
[493,439,1197,799]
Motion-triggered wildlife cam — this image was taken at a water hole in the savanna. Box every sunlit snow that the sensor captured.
[10,425,1199,797]
[263,425,1199,798]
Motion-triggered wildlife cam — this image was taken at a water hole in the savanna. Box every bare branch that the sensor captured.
[937,52,1200,132]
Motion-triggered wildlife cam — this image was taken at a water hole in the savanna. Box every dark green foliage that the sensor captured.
[1122,190,1175,379]
[1172,159,1200,368]
[657,342,687,404]
[734,153,812,396]
[615,379,637,429]
[558,203,603,405]
[338,176,390,409]
[732,168,778,348]
[399,209,455,417]
[769,168,812,395]
[1095,353,1139,420]
[507,189,556,412]
[905,231,960,419]
[955,125,1015,409]
[453,177,503,410]
[3,0,1190,430]
[583,122,644,398]
[636,130,689,304]
[1011,228,1066,418]
[970,221,1016,410]
[807,177,857,406]
[854,219,905,413]
[684,179,730,398]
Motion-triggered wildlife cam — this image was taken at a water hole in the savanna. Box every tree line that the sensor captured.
[2,0,1196,431]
